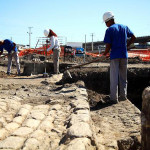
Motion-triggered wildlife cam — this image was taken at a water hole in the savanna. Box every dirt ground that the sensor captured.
[0,55,149,149]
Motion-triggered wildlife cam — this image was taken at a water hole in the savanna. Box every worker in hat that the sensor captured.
[0,39,20,76]
[44,29,61,74]
[102,11,136,104]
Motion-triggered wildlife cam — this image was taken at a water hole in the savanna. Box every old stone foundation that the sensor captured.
[23,62,150,110]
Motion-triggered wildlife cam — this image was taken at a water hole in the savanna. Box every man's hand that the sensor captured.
[0,51,3,55]
[127,35,136,49]
[46,40,50,44]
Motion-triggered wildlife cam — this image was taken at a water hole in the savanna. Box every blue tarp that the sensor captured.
[76,48,84,55]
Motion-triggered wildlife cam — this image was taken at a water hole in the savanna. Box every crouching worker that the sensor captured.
[0,39,21,75]
[44,29,61,74]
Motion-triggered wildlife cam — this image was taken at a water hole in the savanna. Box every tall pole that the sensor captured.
[65,37,67,45]
[90,33,94,51]
[85,34,86,52]
[27,27,33,49]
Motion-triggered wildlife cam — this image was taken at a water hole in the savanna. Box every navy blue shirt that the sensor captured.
[0,39,18,53]
[104,24,134,60]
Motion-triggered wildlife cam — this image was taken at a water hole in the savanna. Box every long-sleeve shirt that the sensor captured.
[47,36,60,52]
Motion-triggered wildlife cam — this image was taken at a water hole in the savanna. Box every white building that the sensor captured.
[66,42,82,48]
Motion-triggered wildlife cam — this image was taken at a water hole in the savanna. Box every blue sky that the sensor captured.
[0,0,150,48]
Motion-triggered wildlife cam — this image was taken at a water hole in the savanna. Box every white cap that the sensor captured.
[44,29,50,37]
[103,12,114,22]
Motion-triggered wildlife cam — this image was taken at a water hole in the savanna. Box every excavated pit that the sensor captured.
[62,67,150,110]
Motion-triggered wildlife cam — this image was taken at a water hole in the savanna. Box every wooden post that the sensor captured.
[141,86,150,150]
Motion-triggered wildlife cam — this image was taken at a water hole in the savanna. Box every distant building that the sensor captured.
[16,44,28,51]
[66,42,82,49]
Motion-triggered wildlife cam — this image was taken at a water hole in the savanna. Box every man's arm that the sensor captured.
[127,35,136,50]
[103,43,111,56]
[13,42,16,50]
[47,36,55,52]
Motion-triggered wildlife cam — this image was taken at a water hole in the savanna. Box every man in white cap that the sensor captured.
[102,12,136,104]
[0,39,20,75]
[44,29,61,74]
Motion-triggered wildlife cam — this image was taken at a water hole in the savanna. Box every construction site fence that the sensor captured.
[19,46,65,57]
[19,47,150,62]
[86,49,150,62]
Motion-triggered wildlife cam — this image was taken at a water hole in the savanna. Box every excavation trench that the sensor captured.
[60,65,149,149]
[61,66,150,110]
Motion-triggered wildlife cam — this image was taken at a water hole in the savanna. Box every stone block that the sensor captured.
[30,129,48,141]
[0,102,7,111]
[71,100,90,111]
[76,88,88,96]
[65,138,93,150]
[22,104,33,110]
[0,128,8,140]
[0,117,6,127]
[13,116,25,124]
[29,111,45,120]
[33,105,50,110]
[48,110,57,117]
[3,114,14,123]
[69,113,90,127]
[39,119,54,132]
[75,109,90,115]
[5,122,20,132]
[0,136,25,149]
[23,138,40,150]
[67,122,92,138]
[31,105,49,116]
[23,119,40,129]
[7,100,21,111]
[17,108,30,116]
[12,127,33,137]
